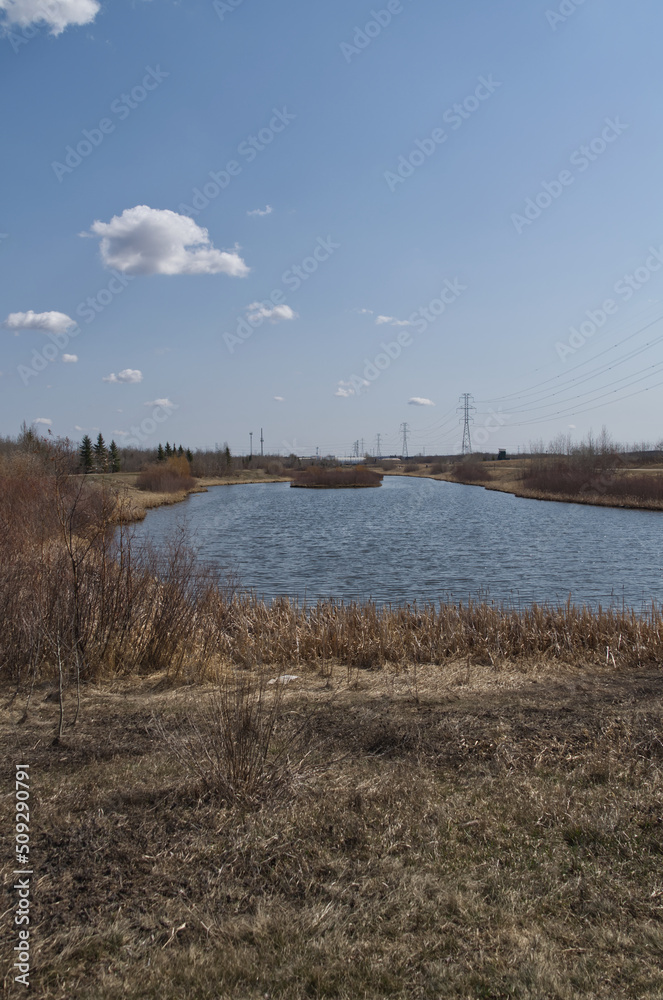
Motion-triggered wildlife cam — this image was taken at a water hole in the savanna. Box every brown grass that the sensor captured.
[3,451,663,997]
[290,465,383,488]
[2,662,663,999]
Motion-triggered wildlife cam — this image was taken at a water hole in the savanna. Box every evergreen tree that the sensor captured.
[224,445,231,470]
[165,442,172,457]
[185,448,193,464]
[93,433,107,472]
[108,440,120,473]
[157,443,165,462]
[79,435,93,473]
[178,444,184,456]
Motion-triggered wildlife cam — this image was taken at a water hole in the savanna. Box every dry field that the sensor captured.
[2,658,663,999]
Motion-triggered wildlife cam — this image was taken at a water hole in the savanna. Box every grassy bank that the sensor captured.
[383,461,663,511]
[85,469,291,523]
[2,660,663,999]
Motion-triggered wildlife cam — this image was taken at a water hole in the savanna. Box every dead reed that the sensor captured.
[290,465,383,488]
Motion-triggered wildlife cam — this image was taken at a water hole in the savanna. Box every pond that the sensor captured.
[129,476,663,609]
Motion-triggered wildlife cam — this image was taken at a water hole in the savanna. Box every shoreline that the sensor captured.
[104,464,663,523]
[96,471,290,523]
[383,466,663,513]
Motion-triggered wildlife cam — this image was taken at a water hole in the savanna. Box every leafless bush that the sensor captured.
[290,465,383,488]
[156,674,317,806]
[137,456,195,493]
[453,461,491,482]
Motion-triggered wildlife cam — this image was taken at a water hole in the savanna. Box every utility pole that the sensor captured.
[376,433,382,458]
[260,428,264,457]
[457,393,476,456]
[353,439,359,458]
[400,422,409,459]
[249,431,253,458]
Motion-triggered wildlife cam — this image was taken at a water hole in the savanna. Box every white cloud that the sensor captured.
[4,310,75,335]
[335,379,368,398]
[376,315,411,327]
[103,369,143,384]
[247,205,273,217]
[87,205,249,277]
[74,425,83,431]
[113,430,130,437]
[358,308,374,315]
[0,0,100,35]
[62,354,78,363]
[144,398,175,408]
[34,417,52,425]
[408,397,435,407]
[246,302,297,324]
[274,396,285,402]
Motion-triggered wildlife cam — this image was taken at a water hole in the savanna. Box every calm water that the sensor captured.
[130,476,663,609]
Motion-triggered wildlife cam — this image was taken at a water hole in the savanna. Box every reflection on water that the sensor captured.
[130,476,663,609]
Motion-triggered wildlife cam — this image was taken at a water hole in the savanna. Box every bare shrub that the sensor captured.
[137,456,195,493]
[453,461,491,482]
[156,674,317,806]
[290,465,383,488]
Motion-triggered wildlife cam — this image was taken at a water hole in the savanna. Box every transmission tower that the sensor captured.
[400,422,409,459]
[376,433,382,458]
[260,428,264,457]
[457,394,476,456]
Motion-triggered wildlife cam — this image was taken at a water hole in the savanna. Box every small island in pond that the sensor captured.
[290,465,383,489]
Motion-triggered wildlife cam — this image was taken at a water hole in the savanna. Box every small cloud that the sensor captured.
[358,308,374,315]
[408,397,435,407]
[246,302,297,324]
[62,354,78,363]
[4,310,75,335]
[568,423,576,429]
[113,430,131,437]
[376,315,411,327]
[103,369,143,384]
[87,205,249,277]
[247,205,273,217]
[0,0,100,35]
[74,425,83,431]
[144,398,175,409]
[274,396,285,402]
[335,379,368,398]
[34,417,52,425]
[155,346,171,356]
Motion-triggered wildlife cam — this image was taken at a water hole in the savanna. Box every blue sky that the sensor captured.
[2,0,663,456]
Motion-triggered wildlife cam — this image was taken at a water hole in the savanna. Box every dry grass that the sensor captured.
[290,466,383,488]
[2,661,663,998]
